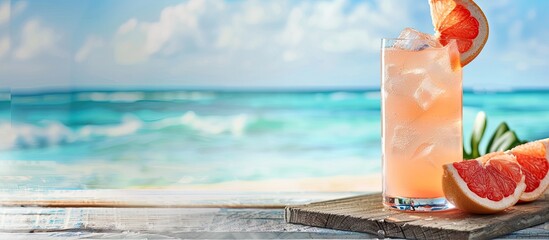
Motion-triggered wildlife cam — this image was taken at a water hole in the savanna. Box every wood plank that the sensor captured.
[285,191,549,240]
[0,206,547,239]
[0,207,374,239]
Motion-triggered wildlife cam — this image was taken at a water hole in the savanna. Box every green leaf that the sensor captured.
[470,111,487,158]
[463,148,471,160]
[463,112,525,159]
[485,122,510,154]
[489,130,521,152]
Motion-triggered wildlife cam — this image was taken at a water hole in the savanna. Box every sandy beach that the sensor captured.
[0,174,382,207]
[170,174,382,192]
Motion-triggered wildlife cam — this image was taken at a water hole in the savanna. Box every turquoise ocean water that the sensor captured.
[0,89,548,189]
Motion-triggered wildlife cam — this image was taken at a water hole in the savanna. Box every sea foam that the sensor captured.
[151,111,248,136]
[1,111,250,150]
[0,116,142,150]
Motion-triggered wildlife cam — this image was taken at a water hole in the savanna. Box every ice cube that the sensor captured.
[411,142,438,168]
[413,76,445,110]
[411,143,435,160]
[385,67,425,96]
[425,44,455,76]
[392,125,418,153]
[402,68,427,75]
[434,120,462,147]
[394,28,442,51]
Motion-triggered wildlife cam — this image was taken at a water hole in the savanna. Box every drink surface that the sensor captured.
[382,43,463,198]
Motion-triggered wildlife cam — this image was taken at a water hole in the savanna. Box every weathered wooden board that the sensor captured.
[285,191,549,240]
[0,207,373,239]
[0,206,547,239]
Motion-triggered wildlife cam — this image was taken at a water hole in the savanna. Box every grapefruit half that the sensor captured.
[509,138,549,202]
[429,0,489,66]
[442,152,526,214]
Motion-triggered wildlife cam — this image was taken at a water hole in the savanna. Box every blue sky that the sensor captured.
[1,0,548,90]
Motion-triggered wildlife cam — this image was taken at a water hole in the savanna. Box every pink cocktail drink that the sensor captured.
[381,38,463,211]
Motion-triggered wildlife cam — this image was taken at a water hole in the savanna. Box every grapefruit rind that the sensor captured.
[443,159,526,214]
[509,138,549,202]
[429,0,489,67]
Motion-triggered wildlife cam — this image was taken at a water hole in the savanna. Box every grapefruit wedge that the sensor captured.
[429,0,489,66]
[442,152,526,214]
[509,138,549,202]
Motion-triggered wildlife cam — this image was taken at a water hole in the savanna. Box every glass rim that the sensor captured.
[381,38,462,41]
[381,38,460,49]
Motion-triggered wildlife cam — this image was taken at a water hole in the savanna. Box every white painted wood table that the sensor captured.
[0,191,548,239]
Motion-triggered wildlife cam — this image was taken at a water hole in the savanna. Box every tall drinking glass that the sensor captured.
[381,39,462,211]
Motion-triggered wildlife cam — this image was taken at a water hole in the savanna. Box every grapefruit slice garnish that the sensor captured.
[509,138,549,202]
[442,152,526,214]
[429,0,489,66]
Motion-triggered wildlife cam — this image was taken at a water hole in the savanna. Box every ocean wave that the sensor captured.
[0,123,17,151]
[1,111,250,150]
[471,87,514,93]
[0,121,74,150]
[79,115,143,138]
[328,91,370,101]
[0,116,142,150]
[75,91,216,102]
[76,92,145,103]
[364,91,380,99]
[150,91,216,101]
[151,111,248,136]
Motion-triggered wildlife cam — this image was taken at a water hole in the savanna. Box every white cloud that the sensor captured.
[113,0,413,65]
[14,19,59,60]
[0,1,9,25]
[0,36,9,58]
[282,50,298,62]
[114,18,147,64]
[75,36,104,63]
[321,30,376,53]
[242,1,266,25]
[527,9,536,20]
[307,0,345,30]
[117,18,137,35]
[501,38,549,71]
[277,0,413,56]
[279,7,305,47]
[0,0,26,26]
[114,0,224,64]
[507,20,522,40]
[0,1,11,26]
[13,1,27,15]
[482,1,549,72]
